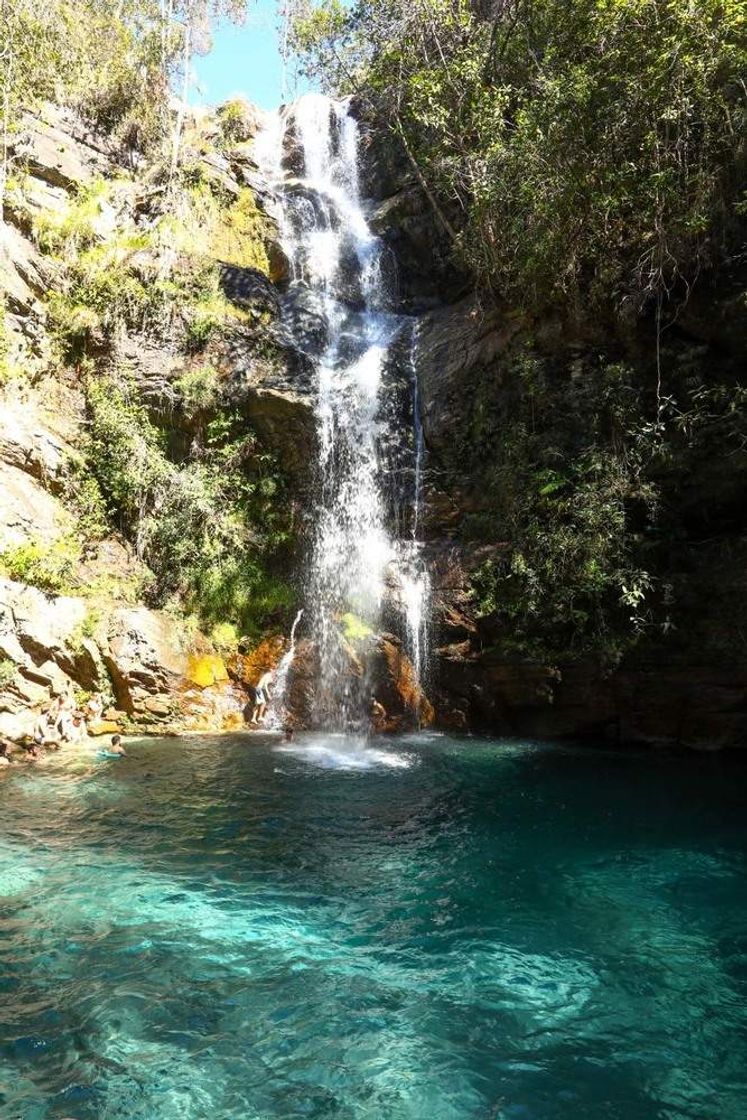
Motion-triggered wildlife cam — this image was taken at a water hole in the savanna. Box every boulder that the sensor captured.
[0,580,102,723]
[187,653,229,688]
[88,718,121,737]
[0,580,86,665]
[180,679,249,731]
[373,634,434,729]
[0,710,36,743]
[219,263,280,315]
[101,608,189,715]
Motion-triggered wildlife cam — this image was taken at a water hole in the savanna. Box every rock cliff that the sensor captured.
[359,133,747,750]
[0,101,304,743]
[2,96,745,751]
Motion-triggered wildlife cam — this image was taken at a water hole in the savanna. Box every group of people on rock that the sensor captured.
[0,729,125,768]
[32,689,105,749]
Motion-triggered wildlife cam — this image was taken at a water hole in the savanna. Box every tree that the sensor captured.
[0,0,253,217]
[291,0,747,316]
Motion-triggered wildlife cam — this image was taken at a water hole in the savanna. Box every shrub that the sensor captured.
[0,537,81,594]
[33,179,110,256]
[210,621,240,653]
[174,365,221,418]
[217,99,255,147]
[83,373,297,638]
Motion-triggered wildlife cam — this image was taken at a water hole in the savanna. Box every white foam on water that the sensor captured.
[275,733,413,771]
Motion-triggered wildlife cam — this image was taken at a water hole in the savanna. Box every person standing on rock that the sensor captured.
[250,670,273,726]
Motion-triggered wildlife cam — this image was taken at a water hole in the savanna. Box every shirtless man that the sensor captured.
[250,670,273,726]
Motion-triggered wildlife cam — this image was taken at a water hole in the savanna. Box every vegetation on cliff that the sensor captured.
[1,3,298,646]
[295,0,746,665]
[294,0,745,313]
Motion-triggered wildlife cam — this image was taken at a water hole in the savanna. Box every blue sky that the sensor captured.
[191,1,312,110]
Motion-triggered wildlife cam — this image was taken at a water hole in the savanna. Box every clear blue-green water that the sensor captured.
[1,732,747,1120]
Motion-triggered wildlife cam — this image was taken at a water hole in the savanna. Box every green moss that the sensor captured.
[341,613,373,642]
[33,179,112,256]
[210,621,240,653]
[212,188,272,275]
[0,656,17,689]
[157,183,272,277]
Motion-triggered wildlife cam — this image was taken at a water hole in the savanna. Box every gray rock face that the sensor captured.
[0,388,80,550]
[0,580,89,723]
[17,105,115,190]
[218,322,317,484]
[0,223,56,318]
[0,395,72,490]
[0,463,72,550]
[415,295,521,458]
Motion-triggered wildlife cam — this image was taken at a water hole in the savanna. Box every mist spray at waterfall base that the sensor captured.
[254,94,431,734]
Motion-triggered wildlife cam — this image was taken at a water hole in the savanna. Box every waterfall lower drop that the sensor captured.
[265,609,304,730]
[255,94,430,729]
[398,321,430,687]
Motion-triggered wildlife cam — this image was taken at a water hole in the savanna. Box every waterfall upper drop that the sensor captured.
[254,94,430,729]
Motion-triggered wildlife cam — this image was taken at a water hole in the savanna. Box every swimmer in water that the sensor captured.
[109,734,126,757]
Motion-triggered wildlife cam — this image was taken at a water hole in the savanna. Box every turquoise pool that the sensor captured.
[1,732,746,1118]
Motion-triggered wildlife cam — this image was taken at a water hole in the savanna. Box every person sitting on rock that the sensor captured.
[250,670,273,726]
[33,709,59,747]
[84,693,104,722]
[56,708,86,744]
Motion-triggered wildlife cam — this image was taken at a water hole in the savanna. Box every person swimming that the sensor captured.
[108,734,126,757]
[96,734,126,760]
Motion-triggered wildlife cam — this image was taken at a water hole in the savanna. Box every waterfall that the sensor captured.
[266,609,304,730]
[255,94,430,728]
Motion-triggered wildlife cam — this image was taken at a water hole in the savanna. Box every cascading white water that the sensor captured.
[398,321,430,686]
[255,94,430,728]
[265,609,304,729]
